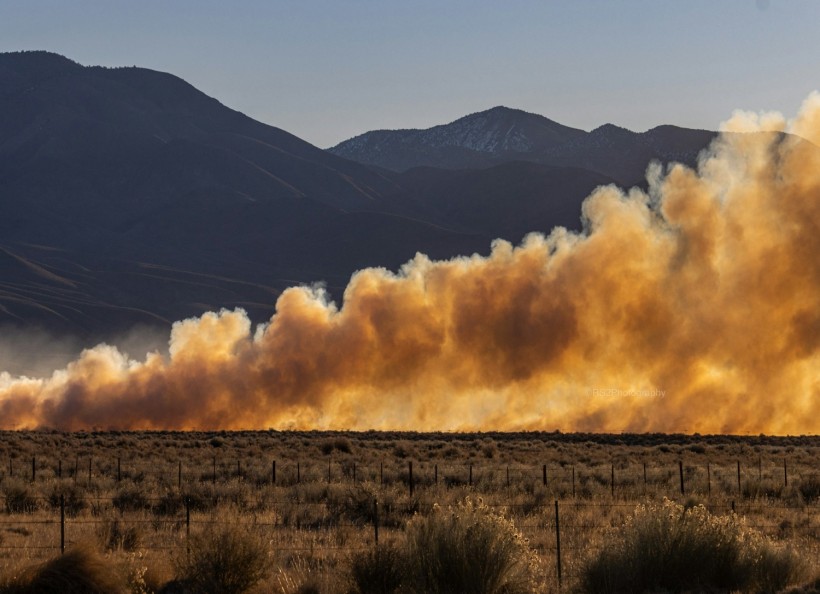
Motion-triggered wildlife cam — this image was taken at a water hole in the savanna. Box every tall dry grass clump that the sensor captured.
[579,498,810,594]
[402,497,536,594]
[0,543,127,594]
[173,525,269,594]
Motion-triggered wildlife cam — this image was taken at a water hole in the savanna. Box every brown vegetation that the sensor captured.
[0,430,816,593]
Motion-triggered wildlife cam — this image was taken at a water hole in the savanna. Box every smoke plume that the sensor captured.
[1,96,819,433]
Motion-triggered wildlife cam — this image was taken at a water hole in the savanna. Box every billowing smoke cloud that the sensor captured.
[1,96,819,433]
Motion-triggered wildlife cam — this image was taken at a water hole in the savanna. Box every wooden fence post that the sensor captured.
[272,460,276,485]
[469,464,473,487]
[434,464,438,486]
[542,464,547,487]
[297,461,301,484]
[783,459,788,487]
[679,461,685,495]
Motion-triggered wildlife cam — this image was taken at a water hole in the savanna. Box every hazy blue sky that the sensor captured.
[1,0,818,147]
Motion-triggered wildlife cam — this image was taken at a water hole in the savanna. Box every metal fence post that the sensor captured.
[373,499,379,547]
[185,497,191,560]
[611,463,615,498]
[642,462,647,496]
[60,494,65,554]
[409,461,414,496]
[737,461,741,494]
[707,462,711,497]
[555,500,562,589]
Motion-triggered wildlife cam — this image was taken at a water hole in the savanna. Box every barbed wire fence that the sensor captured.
[0,455,817,591]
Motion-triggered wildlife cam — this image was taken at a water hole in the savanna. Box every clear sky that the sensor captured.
[1,0,818,148]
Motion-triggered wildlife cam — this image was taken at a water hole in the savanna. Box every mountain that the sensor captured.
[0,51,489,336]
[0,51,719,342]
[329,107,717,186]
[330,106,587,172]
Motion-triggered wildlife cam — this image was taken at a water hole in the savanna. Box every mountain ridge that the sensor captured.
[329,106,717,185]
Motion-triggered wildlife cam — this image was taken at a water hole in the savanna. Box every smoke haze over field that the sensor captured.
[1,96,819,434]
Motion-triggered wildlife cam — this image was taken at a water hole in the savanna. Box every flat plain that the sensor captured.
[0,430,817,592]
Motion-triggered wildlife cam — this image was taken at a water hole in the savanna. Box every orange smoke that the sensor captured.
[1,96,819,433]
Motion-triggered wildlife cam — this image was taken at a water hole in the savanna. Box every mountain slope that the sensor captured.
[393,161,618,242]
[0,51,488,335]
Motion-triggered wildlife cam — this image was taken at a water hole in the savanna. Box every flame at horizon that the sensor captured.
[1,96,819,434]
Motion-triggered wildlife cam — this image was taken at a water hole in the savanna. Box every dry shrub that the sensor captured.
[797,474,820,503]
[403,497,536,594]
[2,481,37,514]
[126,551,170,594]
[348,543,404,594]
[173,525,268,594]
[112,486,150,512]
[579,498,810,594]
[152,491,184,516]
[0,543,127,594]
[46,482,87,517]
[97,518,142,552]
[777,576,820,594]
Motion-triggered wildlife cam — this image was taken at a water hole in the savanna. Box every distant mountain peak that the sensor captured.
[590,123,633,136]
[329,106,587,171]
[0,51,83,90]
[0,50,79,66]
